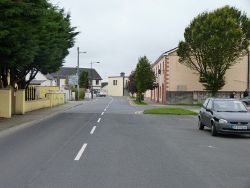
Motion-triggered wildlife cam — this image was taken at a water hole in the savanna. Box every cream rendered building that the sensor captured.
[107,73,129,96]
[145,47,250,104]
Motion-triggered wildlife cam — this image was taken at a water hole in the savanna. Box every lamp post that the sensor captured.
[90,61,100,99]
[247,50,250,91]
[77,47,86,100]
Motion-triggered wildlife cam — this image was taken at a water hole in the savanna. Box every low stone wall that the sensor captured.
[15,90,65,114]
[25,99,51,113]
[166,91,244,104]
[46,93,65,107]
[36,86,60,99]
[0,89,12,118]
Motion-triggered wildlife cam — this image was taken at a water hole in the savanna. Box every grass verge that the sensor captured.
[168,103,202,107]
[133,100,148,105]
[144,108,198,115]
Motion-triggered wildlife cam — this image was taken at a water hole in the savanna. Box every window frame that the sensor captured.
[206,99,213,110]
[113,80,117,86]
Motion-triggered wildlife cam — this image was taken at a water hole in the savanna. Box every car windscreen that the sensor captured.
[213,100,248,112]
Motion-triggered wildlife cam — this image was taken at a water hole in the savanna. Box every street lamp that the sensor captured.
[90,61,100,99]
[77,47,87,100]
[247,50,250,91]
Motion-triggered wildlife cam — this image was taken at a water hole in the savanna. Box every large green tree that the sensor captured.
[177,6,250,95]
[79,70,89,89]
[135,56,155,102]
[128,71,137,96]
[0,0,78,89]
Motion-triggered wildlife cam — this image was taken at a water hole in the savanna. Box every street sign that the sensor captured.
[68,75,78,86]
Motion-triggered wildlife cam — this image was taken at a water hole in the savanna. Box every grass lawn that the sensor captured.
[144,108,198,115]
[169,103,202,107]
[133,100,148,105]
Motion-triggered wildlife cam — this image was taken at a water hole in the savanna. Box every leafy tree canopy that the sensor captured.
[79,70,89,89]
[128,71,137,95]
[135,56,155,102]
[0,0,78,89]
[177,6,250,94]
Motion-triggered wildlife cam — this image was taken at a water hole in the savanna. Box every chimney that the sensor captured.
[120,72,125,77]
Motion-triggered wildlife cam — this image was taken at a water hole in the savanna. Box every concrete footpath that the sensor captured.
[0,100,85,134]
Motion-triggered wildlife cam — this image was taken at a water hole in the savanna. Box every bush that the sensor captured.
[79,88,85,100]
[71,87,85,100]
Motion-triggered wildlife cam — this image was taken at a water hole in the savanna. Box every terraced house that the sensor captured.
[145,47,250,104]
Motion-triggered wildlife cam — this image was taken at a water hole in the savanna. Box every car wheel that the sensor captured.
[211,123,217,136]
[198,118,204,130]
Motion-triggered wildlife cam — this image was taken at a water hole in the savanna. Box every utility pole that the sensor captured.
[76,47,86,100]
[248,50,250,91]
[120,72,125,96]
[91,62,93,99]
[77,47,80,101]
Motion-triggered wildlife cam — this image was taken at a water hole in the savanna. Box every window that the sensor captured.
[206,100,213,110]
[203,99,209,108]
[213,100,247,112]
[96,80,99,85]
[159,86,161,98]
[113,80,117,85]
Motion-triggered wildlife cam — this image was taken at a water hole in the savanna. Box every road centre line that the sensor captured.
[104,109,107,111]
[97,118,101,123]
[101,112,104,115]
[74,143,87,161]
[90,126,96,134]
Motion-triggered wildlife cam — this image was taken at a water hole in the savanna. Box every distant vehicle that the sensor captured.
[240,97,250,106]
[198,98,250,136]
[99,94,106,97]
[96,92,106,97]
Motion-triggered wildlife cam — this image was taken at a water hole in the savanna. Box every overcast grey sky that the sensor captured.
[50,0,250,81]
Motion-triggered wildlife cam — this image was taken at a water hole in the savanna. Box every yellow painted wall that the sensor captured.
[108,76,129,96]
[19,91,65,114]
[15,90,25,115]
[168,51,248,92]
[46,93,65,107]
[25,99,51,113]
[36,86,60,99]
[0,90,12,118]
[168,51,204,91]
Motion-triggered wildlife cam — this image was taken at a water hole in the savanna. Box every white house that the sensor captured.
[107,72,129,96]
[50,67,102,93]
[30,72,57,86]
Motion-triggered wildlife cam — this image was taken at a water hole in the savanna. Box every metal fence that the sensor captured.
[25,87,36,101]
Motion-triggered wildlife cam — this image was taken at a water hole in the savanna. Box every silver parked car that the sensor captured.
[198,98,250,136]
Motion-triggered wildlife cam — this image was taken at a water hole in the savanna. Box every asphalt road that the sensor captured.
[0,97,250,188]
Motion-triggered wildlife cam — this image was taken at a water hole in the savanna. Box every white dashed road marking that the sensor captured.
[74,143,87,161]
[97,118,101,123]
[90,126,96,134]
[208,145,216,149]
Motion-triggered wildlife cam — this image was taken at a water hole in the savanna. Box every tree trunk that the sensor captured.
[137,91,141,102]
[1,66,9,88]
[10,68,16,88]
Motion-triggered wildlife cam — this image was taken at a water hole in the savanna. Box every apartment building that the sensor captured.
[145,48,250,104]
